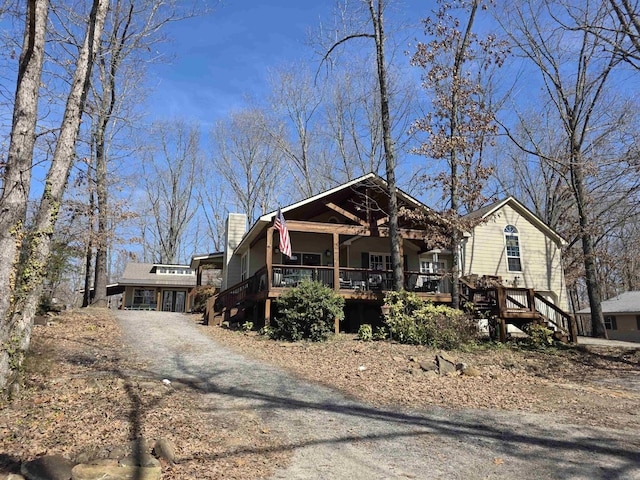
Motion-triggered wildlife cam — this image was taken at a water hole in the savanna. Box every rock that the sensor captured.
[21,455,75,480]
[436,353,456,375]
[4,474,26,480]
[419,361,437,372]
[409,356,419,363]
[74,448,101,464]
[71,464,161,480]
[108,445,128,460]
[455,362,467,372]
[86,459,117,467]
[462,366,482,377]
[423,370,439,378]
[391,356,405,363]
[152,438,177,464]
[119,455,160,468]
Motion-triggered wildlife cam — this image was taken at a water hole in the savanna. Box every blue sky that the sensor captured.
[144,0,426,127]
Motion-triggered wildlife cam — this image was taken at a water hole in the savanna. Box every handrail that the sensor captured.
[534,292,577,342]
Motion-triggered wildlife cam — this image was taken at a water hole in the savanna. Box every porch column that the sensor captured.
[333,232,339,291]
[264,299,271,326]
[266,226,274,291]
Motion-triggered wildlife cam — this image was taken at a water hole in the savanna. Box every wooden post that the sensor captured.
[264,298,271,327]
[334,315,340,334]
[499,317,507,343]
[266,226,274,292]
[527,289,536,312]
[569,314,578,344]
[333,232,340,291]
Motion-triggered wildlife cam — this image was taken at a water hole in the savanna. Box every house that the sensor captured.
[112,262,196,312]
[462,197,570,310]
[577,291,640,342]
[209,173,576,340]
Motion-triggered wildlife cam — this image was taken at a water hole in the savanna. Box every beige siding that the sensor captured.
[608,314,640,342]
[462,204,568,310]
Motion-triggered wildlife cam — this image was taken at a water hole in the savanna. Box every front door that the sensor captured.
[162,290,187,313]
[162,291,174,312]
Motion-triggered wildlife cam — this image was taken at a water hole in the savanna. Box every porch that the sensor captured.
[207,264,452,328]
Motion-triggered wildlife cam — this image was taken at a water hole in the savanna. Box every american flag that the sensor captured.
[274,207,292,258]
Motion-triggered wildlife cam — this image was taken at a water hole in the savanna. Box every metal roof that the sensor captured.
[118,262,196,288]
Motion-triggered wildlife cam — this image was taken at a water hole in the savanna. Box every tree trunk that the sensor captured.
[369,0,403,291]
[572,159,607,338]
[5,0,110,394]
[82,191,95,307]
[0,0,49,394]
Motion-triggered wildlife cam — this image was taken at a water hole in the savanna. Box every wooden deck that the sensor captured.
[207,270,576,343]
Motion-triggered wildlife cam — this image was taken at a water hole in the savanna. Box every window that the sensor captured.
[420,261,445,274]
[604,315,617,330]
[241,253,248,281]
[133,288,155,306]
[369,253,391,270]
[283,252,321,266]
[504,225,522,272]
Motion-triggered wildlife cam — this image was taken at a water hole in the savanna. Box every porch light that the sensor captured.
[325,249,331,257]
[380,304,391,317]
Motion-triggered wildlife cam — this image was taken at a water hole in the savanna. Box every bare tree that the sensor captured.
[0,0,49,393]
[411,0,506,308]
[211,108,282,225]
[140,120,201,264]
[496,0,635,337]
[0,0,109,393]
[321,0,404,290]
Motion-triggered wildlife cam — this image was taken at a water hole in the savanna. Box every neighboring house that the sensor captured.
[210,173,575,339]
[577,291,640,342]
[112,263,196,312]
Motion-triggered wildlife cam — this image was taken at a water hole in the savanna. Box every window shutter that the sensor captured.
[403,254,408,271]
[361,252,369,269]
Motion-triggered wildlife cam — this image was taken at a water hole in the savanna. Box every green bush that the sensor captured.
[525,323,554,348]
[382,290,477,349]
[272,280,345,342]
[372,326,388,341]
[241,321,254,331]
[358,324,373,341]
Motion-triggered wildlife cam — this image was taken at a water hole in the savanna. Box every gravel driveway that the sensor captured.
[116,310,640,479]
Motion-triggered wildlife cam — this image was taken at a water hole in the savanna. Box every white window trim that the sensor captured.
[504,225,523,272]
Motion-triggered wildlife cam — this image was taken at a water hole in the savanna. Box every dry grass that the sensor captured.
[202,322,640,430]
[0,309,290,478]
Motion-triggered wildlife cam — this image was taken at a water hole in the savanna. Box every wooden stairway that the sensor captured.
[460,277,578,343]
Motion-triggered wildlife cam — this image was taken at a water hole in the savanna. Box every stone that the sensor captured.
[423,370,439,378]
[5,474,26,480]
[462,366,482,377]
[86,459,117,467]
[455,362,467,372]
[71,464,161,480]
[436,354,456,375]
[119,455,160,468]
[21,455,75,480]
[152,438,177,464]
[391,356,405,363]
[108,445,128,459]
[419,361,437,372]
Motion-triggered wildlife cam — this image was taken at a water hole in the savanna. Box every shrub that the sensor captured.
[191,285,218,313]
[382,290,477,349]
[272,280,345,342]
[358,324,373,342]
[241,321,254,332]
[372,326,388,341]
[525,323,554,348]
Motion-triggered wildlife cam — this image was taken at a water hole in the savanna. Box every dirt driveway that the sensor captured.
[116,310,640,479]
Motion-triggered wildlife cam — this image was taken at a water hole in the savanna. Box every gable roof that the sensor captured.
[118,262,196,287]
[234,172,433,253]
[577,291,640,314]
[464,197,567,246]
